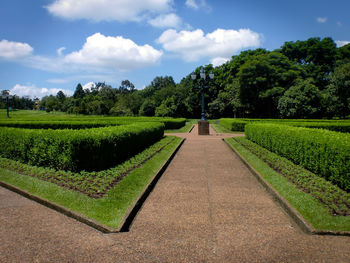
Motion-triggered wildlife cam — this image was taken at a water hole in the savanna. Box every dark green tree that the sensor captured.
[278,78,321,118]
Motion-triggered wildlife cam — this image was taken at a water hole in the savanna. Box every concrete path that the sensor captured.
[0,125,349,262]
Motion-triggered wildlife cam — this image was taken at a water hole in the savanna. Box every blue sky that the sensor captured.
[0,0,349,98]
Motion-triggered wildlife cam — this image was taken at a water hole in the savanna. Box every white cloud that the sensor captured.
[185,0,199,9]
[10,84,72,98]
[211,57,229,67]
[157,28,262,62]
[0,40,33,60]
[63,33,163,71]
[148,13,182,28]
[317,17,327,23]
[82,82,96,91]
[46,0,173,22]
[56,46,66,56]
[5,33,162,73]
[336,40,350,47]
[185,0,210,11]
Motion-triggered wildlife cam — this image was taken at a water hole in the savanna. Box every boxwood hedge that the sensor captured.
[0,117,186,130]
[0,122,164,172]
[245,123,350,191]
[219,118,350,133]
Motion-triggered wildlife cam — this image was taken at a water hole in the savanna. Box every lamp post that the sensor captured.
[191,68,214,134]
[2,92,12,118]
[191,68,214,120]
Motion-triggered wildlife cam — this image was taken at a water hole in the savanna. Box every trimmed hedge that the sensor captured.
[245,123,350,191]
[0,117,186,130]
[0,122,164,172]
[219,118,350,133]
[219,118,248,132]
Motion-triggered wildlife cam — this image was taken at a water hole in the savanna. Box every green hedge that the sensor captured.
[0,117,186,130]
[245,123,350,191]
[0,122,164,172]
[219,118,350,133]
[219,118,248,132]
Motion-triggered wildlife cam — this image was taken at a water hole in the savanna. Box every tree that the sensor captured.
[238,51,302,117]
[119,80,135,93]
[139,99,156,116]
[278,78,321,118]
[155,97,177,117]
[73,83,85,99]
[281,37,337,90]
[323,62,350,117]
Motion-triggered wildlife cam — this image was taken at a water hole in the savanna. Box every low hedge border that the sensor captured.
[218,118,350,133]
[224,137,350,236]
[0,122,164,172]
[0,117,186,130]
[234,137,350,216]
[245,123,350,192]
[0,136,177,198]
[0,137,185,233]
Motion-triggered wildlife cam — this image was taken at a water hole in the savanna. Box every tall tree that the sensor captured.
[73,83,85,99]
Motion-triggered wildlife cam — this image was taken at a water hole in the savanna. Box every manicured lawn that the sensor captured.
[165,119,197,133]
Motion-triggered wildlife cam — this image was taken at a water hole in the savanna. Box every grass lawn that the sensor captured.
[0,136,183,230]
[165,119,197,133]
[225,137,350,232]
[211,123,244,134]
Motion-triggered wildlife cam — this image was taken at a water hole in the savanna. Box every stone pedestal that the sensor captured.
[198,120,209,135]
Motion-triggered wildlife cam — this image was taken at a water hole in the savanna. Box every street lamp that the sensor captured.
[191,68,214,135]
[191,68,214,121]
[2,92,13,118]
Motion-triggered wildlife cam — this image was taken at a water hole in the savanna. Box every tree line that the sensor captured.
[2,37,350,119]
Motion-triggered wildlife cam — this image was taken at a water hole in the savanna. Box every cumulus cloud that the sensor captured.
[211,57,229,67]
[336,40,350,47]
[63,33,163,71]
[148,13,182,28]
[317,17,327,23]
[157,28,262,63]
[0,40,33,60]
[82,82,96,91]
[10,84,72,98]
[46,0,173,22]
[3,33,162,73]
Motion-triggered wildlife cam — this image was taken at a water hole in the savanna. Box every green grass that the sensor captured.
[212,123,244,134]
[225,137,350,232]
[165,119,197,133]
[0,136,183,229]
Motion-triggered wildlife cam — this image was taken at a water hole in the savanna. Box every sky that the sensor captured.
[0,0,349,98]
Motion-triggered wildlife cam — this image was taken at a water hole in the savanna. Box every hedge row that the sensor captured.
[0,122,164,172]
[0,121,111,129]
[245,123,350,191]
[219,119,247,132]
[0,117,186,130]
[219,118,350,133]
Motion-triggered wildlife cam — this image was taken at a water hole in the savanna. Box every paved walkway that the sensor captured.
[0,125,349,262]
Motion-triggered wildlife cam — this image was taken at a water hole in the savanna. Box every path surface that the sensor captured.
[0,125,349,262]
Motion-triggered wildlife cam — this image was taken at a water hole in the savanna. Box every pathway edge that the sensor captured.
[0,138,185,234]
[223,138,350,237]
